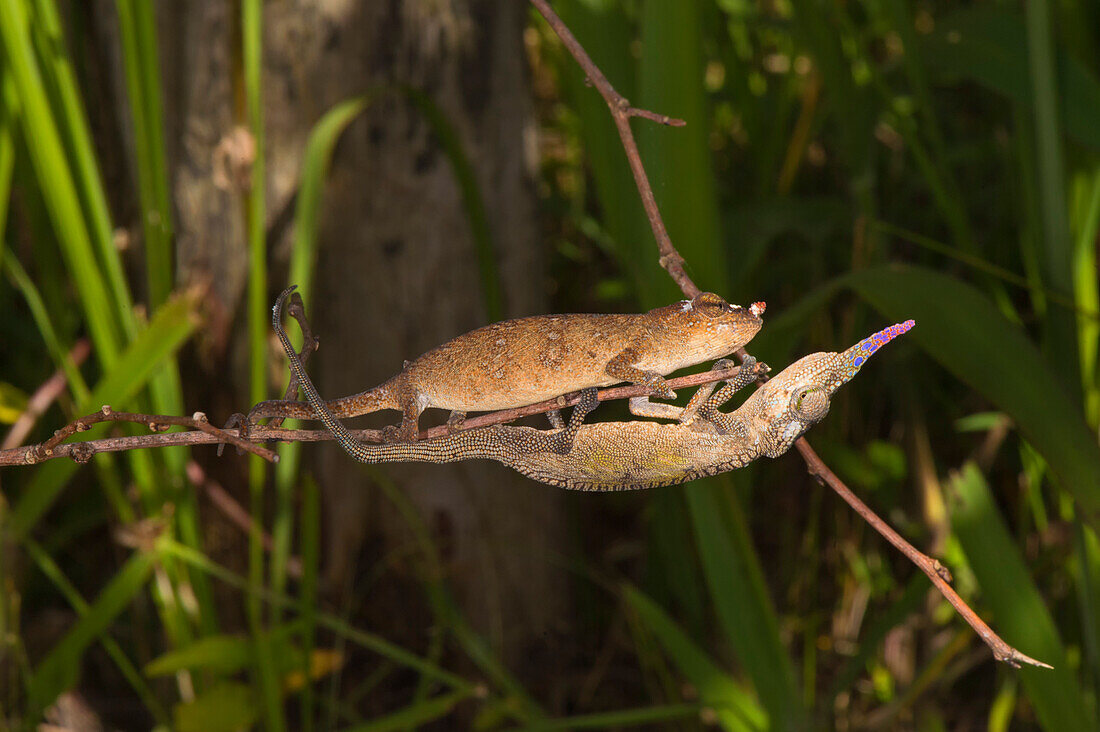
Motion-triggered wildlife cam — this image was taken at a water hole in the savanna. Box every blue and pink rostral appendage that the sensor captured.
[840,319,915,378]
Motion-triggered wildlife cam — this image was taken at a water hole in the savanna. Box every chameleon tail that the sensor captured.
[274,285,509,465]
[836,320,915,384]
[273,285,381,462]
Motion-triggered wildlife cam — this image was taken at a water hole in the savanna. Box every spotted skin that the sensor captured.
[251,286,764,441]
[274,287,912,490]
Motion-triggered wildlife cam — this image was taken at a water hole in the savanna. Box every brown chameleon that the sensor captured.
[248,285,765,440]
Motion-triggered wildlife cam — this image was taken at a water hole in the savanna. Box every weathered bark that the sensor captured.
[153,0,566,681]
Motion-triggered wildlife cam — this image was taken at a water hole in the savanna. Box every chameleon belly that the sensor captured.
[502,422,757,491]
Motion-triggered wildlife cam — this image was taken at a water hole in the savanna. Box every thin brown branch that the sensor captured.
[0,364,755,466]
[6,406,278,466]
[530,0,699,298]
[796,439,1050,669]
[532,0,1049,669]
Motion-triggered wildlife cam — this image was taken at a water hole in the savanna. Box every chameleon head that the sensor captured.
[670,292,765,358]
[748,320,915,457]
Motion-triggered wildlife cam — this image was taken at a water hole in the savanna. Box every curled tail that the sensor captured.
[274,286,498,464]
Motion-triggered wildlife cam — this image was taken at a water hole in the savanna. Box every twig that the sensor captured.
[0,364,755,466]
[7,406,278,466]
[529,0,698,298]
[530,0,1048,668]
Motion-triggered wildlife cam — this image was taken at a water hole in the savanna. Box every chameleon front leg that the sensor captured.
[627,359,743,422]
[697,357,769,432]
[605,346,676,400]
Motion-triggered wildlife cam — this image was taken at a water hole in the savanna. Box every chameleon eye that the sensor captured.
[792,388,829,421]
[693,292,729,318]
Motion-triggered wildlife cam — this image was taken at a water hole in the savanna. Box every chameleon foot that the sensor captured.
[546,409,565,429]
[642,372,676,400]
[218,413,247,456]
[551,388,600,454]
[446,410,467,433]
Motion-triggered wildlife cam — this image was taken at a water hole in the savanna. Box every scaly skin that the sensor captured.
[274,286,913,489]
[252,286,765,440]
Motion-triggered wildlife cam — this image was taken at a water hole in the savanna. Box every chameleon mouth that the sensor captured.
[750,301,766,317]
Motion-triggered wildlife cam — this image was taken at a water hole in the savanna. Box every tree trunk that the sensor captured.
[150,0,567,684]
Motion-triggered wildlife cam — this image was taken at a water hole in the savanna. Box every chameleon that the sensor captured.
[272,285,914,490]
[249,285,765,441]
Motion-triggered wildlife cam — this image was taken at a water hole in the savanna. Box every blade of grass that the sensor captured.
[29,0,136,335]
[26,549,158,719]
[159,538,476,692]
[114,0,173,308]
[0,73,13,246]
[637,0,725,303]
[623,584,768,731]
[0,0,123,364]
[241,0,282,727]
[339,690,472,732]
[24,538,168,725]
[551,0,649,293]
[1024,0,1079,392]
[1072,168,1100,423]
[299,477,321,732]
[685,480,803,729]
[949,463,1092,730]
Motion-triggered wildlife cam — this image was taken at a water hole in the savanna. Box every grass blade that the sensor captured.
[624,584,768,731]
[0,0,123,364]
[11,289,201,533]
[685,481,802,729]
[27,549,157,718]
[339,690,471,732]
[1024,0,1078,391]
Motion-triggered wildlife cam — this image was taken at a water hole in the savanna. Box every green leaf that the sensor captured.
[949,463,1092,730]
[638,0,725,304]
[845,265,1100,528]
[288,95,370,309]
[623,584,768,731]
[145,635,253,677]
[174,682,259,732]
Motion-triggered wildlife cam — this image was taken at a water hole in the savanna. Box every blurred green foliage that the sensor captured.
[0,0,1098,729]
